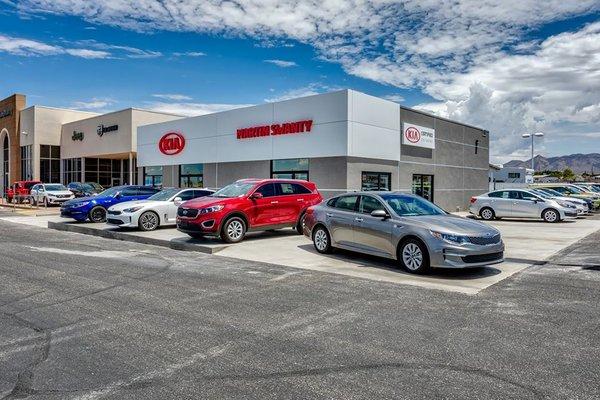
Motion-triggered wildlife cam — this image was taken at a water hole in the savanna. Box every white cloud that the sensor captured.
[145,102,252,117]
[382,94,405,103]
[64,48,111,59]
[173,51,205,57]
[71,98,115,111]
[152,94,193,101]
[264,59,297,68]
[264,84,338,103]
[0,33,61,56]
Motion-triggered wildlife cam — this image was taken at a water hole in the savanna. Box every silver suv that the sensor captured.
[470,189,577,222]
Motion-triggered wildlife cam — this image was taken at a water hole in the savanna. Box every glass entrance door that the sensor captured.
[412,174,434,202]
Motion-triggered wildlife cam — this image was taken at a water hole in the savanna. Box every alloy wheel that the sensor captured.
[402,243,423,271]
[227,220,244,241]
[314,229,328,251]
[481,208,493,220]
[140,212,158,230]
[544,210,558,222]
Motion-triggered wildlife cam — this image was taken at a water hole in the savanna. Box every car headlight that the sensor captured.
[73,201,90,208]
[430,230,470,245]
[557,201,574,208]
[123,206,144,213]
[200,204,224,214]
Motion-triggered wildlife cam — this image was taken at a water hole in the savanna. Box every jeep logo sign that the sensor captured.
[159,132,185,155]
[402,123,435,149]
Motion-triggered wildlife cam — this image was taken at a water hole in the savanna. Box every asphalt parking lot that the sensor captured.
[0,217,599,399]
[3,211,599,295]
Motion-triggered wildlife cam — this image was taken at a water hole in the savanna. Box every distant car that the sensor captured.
[533,187,594,211]
[470,189,577,222]
[528,188,589,216]
[60,185,161,222]
[6,180,41,203]
[106,187,214,231]
[532,184,600,209]
[30,183,74,206]
[177,179,323,242]
[67,182,103,198]
[303,192,504,274]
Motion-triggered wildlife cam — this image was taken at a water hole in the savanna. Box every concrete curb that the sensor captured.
[47,221,228,254]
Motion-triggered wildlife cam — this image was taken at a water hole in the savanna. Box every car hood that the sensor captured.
[109,200,168,211]
[180,196,234,209]
[403,214,500,236]
[63,195,105,206]
[46,190,74,196]
[554,196,585,204]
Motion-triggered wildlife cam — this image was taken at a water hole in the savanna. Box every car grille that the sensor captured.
[107,218,124,225]
[107,210,122,215]
[468,234,501,245]
[55,194,71,198]
[178,208,198,218]
[462,252,503,264]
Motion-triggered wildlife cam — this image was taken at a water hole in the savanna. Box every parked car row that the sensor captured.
[4,180,105,204]
[469,184,598,223]
[59,178,505,274]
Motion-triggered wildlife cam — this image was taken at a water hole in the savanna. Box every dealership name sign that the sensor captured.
[402,123,435,149]
[236,120,313,140]
[0,108,12,119]
[97,124,118,137]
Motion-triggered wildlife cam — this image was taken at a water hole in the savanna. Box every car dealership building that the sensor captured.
[137,90,489,211]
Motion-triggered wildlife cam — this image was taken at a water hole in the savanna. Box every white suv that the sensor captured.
[30,183,75,206]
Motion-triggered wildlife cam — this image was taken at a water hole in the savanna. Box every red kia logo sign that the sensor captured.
[404,127,421,143]
[159,132,185,155]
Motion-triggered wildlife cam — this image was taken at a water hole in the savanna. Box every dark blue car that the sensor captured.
[60,185,160,222]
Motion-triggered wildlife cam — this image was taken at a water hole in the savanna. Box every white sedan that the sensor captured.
[106,187,214,231]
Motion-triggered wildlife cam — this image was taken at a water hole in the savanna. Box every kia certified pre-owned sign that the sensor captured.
[159,132,186,155]
[402,123,435,149]
[97,124,118,137]
[72,131,84,141]
[236,119,313,139]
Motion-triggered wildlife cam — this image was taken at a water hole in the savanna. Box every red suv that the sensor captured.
[6,180,42,203]
[177,179,323,243]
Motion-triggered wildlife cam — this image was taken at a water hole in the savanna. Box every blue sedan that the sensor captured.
[60,185,161,222]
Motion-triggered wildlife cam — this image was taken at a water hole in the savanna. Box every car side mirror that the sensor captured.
[250,192,263,200]
[173,196,183,205]
[114,192,122,199]
[371,209,389,219]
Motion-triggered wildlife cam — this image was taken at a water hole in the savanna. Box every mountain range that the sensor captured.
[504,153,600,174]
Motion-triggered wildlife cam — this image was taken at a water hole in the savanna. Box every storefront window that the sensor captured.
[144,166,163,187]
[271,158,309,180]
[20,145,33,180]
[412,174,434,202]
[62,158,82,184]
[179,164,203,188]
[40,145,60,183]
[361,172,391,191]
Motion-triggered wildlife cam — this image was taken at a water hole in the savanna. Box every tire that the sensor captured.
[88,206,107,223]
[542,208,560,223]
[398,238,430,274]
[480,207,495,221]
[295,211,306,235]
[32,197,37,206]
[138,211,159,231]
[312,225,332,254]
[188,233,205,240]
[42,197,48,207]
[220,216,247,243]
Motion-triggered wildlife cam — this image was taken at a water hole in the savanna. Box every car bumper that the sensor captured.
[60,208,89,220]
[176,218,219,235]
[106,213,136,228]
[47,198,73,204]
[429,241,505,269]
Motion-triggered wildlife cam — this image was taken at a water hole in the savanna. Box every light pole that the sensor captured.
[521,132,544,171]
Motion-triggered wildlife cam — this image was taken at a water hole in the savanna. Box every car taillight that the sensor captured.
[469,197,477,204]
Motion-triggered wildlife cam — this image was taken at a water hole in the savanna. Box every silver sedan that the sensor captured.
[303,192,504,274]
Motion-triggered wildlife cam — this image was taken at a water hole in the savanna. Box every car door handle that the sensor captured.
[354,217,363,222]
[326,213,333,217]
[271,201,279,204]
[297,198,304,202]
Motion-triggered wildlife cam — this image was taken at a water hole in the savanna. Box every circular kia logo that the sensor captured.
[405,127,421,143]
[159,132,185,155]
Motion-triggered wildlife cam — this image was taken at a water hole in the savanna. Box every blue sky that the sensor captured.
[0,1,599,163]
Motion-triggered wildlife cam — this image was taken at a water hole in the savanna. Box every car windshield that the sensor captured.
[85,182,104,190]
[380,194,446,216]
[211,182,256,198]
[567,186,584,194]
[45,184,67,191]
[148,188,180,201]
[539,188,561,196]
[97,186,123,197]
[80,183,96,191]
[530,189,551,199]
